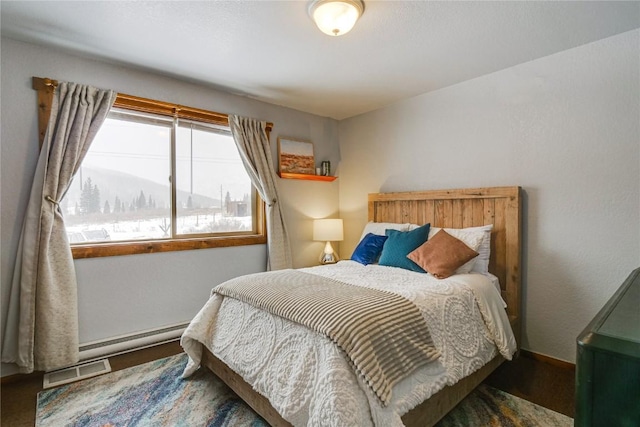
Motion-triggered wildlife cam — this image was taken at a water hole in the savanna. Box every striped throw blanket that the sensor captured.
[214,269,440,406]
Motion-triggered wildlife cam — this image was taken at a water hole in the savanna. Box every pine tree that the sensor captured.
[137,190,146,210]
[79,177,94,215]
[91,185,101,213]
[103,200,111,214]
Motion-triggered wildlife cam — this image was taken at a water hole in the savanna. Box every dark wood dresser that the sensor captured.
[575,267,640,426]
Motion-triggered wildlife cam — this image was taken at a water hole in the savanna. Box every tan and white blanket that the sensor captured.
[182,261,516,427]
[214,269,440,406]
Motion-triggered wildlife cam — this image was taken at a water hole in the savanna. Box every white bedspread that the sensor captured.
[181,261,516,427]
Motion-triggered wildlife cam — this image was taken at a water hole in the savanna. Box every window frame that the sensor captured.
[33,77,270,259]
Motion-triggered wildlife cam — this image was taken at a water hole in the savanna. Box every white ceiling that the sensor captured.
[2,1,639,120]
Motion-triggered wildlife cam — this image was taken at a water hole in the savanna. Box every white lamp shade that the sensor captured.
[309,0,364,36]
[313,218,344,241]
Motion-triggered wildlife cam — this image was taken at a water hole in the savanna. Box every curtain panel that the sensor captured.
[228,115,292,271]
[2,82,116,373]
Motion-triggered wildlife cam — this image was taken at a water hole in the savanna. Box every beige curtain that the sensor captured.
[228,115,292,270]
[1,82,116,373]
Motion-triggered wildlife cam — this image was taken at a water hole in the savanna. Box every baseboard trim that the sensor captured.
[520,349,575,371]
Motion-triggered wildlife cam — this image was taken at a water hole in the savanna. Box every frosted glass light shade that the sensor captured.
[313,218,344,242]
[309,0,364,36]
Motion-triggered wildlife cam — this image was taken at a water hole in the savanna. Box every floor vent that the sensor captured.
[43,359,111,389]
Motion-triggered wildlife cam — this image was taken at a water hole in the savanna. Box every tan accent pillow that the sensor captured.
[407,230,479,279]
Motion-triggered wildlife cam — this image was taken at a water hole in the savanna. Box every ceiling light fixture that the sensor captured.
[308,0,364,37]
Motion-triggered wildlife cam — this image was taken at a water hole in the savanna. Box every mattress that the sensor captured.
[181,260,517,427]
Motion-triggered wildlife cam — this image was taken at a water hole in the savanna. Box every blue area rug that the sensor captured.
[37,353,572,426]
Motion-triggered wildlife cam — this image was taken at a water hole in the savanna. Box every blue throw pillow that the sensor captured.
[378,223,431,272]
[351,233,388,265]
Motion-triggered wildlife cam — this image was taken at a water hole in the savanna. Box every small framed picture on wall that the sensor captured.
[278,137,315,175]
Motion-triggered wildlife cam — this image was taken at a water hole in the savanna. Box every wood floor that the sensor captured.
[1,341,574,426]
[484,351,575,419]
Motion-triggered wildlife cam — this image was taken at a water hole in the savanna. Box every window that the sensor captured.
[59,95,266,258]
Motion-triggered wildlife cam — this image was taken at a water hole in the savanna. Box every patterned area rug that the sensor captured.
[435,383,572,427]
[36,353,573,427]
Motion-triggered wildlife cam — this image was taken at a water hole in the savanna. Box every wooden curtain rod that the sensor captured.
[33,77,58,89]
[32,76,274,147]
[33,77,57,146]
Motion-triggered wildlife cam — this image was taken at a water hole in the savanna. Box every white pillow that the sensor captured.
[427,226,485,274]
[469,225,493,274]
[359,221,411,242]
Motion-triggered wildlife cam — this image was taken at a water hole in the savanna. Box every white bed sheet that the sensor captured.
[181,261,516,427]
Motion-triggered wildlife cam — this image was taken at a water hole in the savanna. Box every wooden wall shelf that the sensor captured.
[278,172,337,182]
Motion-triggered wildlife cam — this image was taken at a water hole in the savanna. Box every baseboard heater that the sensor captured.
[43,322,188,389]
[78,322,189,362]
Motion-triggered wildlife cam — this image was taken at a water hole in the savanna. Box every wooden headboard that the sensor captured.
[368,186,522,344]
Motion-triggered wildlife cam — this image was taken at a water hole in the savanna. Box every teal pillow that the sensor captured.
[378,223,431,272]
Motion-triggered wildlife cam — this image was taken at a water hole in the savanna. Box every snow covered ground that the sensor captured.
[66,213,253,243]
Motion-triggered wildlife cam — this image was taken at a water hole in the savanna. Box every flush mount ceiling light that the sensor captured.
[308,0,365,36]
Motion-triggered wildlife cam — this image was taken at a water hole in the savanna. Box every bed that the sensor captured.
[181,186,522,427]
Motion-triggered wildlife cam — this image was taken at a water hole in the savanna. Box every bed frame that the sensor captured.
[202,186,522,427]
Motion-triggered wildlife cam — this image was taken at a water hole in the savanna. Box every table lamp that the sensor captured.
[313,218,344,264]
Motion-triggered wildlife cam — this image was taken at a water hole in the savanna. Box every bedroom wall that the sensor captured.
[0,38,340,375]
[337,29,640,363]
